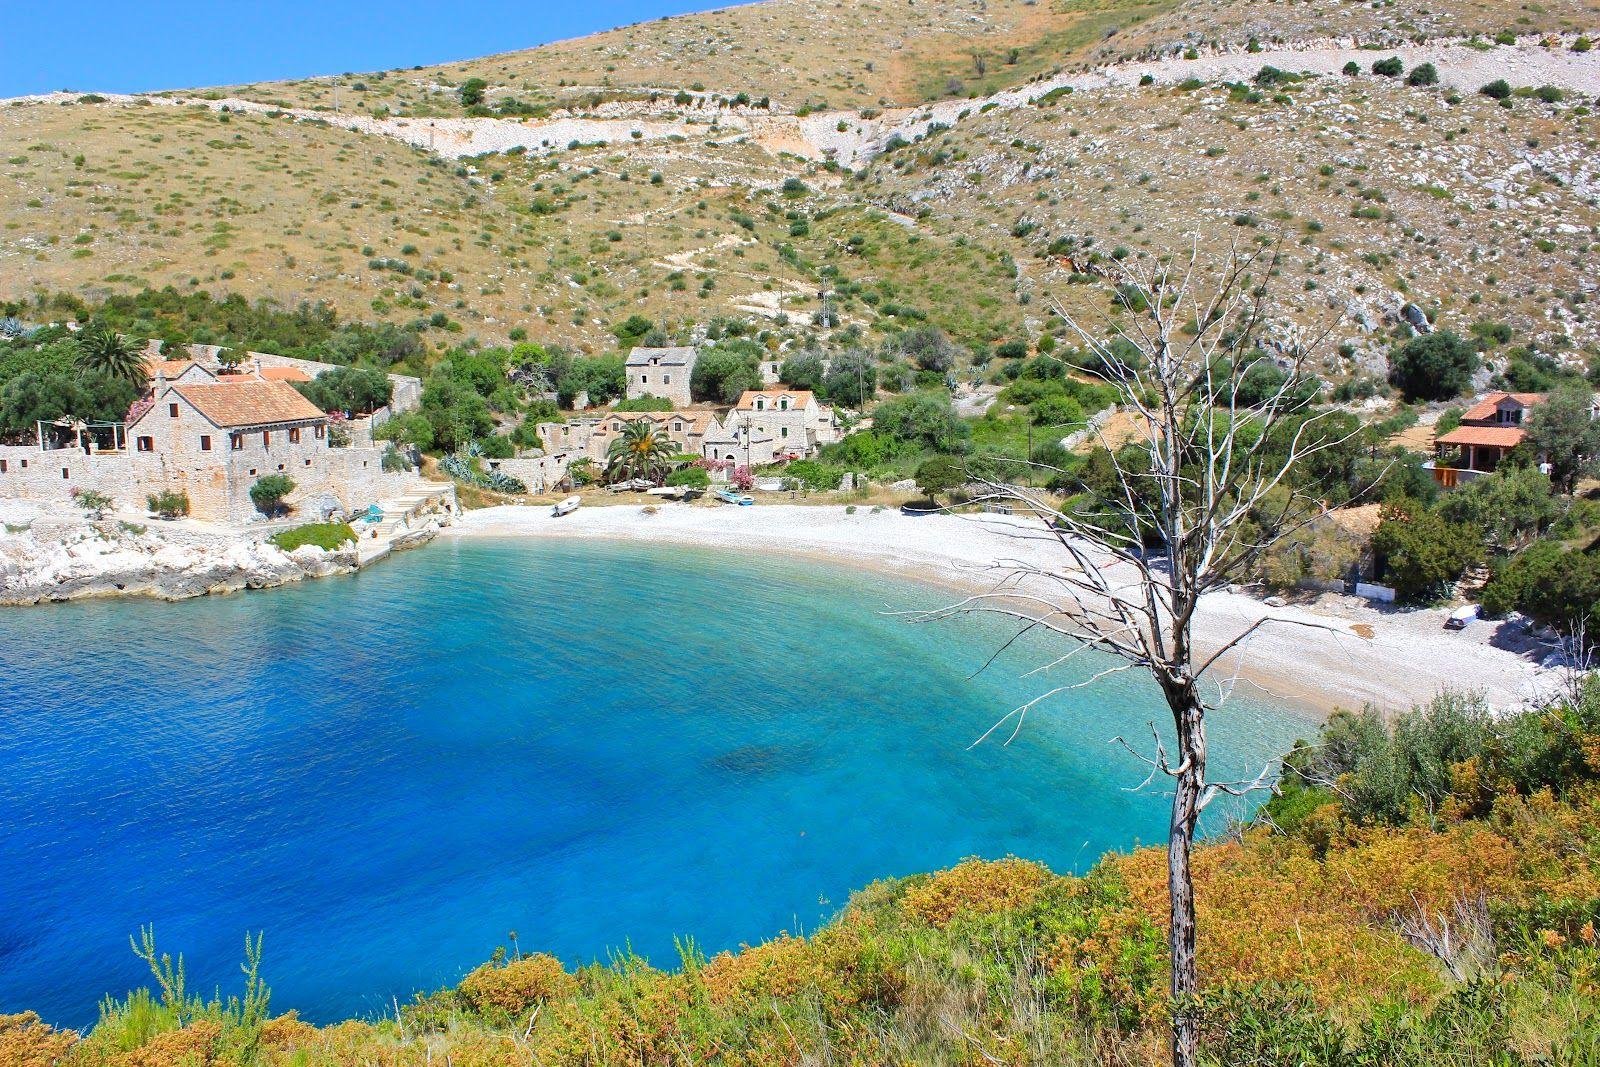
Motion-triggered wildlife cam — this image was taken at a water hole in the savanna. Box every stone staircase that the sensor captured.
[355,483,455,563]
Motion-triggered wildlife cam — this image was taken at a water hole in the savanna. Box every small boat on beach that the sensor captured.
[715,487,754,506]
[552,496,582,517]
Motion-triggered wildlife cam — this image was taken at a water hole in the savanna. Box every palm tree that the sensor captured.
[76,322,146,386]
[605,418,675,484]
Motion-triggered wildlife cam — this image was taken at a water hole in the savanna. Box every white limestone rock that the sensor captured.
[0,522,360,605]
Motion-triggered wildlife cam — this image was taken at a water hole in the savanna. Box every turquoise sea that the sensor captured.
[0,537,1313,1027]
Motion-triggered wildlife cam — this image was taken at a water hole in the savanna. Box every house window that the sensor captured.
[199,435,212,451]
[664,374,672,386]
[231,433,243,450]
[262,430,271,448]
[136,436,154,452]
[781,427,789,438]
[755,398,766,410]
[289,427,301,443]
[168,403,179,418]
[0,459,7,473]
[277,463,286,471]
[61,468,70,479]
[640,374,648,384]
[779,398,789,410]
[314,425,325,440]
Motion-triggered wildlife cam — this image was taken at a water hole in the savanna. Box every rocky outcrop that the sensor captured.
[0,521,360,606]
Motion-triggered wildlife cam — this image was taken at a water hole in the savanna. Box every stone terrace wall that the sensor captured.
[489,454,571,493]
[0,442,419,525]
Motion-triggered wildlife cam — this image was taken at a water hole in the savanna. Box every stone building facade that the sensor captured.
[701,389,839,465]
[624,346,697,407]
[537,410,722,463]
[0,378,420,525]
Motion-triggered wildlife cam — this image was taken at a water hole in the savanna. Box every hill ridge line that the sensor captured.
[6,34,1596,171]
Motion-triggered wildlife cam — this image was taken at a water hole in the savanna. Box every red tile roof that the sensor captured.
[1435,425,1528,449]
[258,366,314,383]
[171,381,327,428]
[1461,392,1543,423]
[734,389,816,410]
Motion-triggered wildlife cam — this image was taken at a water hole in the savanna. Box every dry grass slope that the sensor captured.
[215,0,1600,114]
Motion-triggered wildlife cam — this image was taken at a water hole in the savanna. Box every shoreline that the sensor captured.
[448,503,1560,716]
[0,504,442,607]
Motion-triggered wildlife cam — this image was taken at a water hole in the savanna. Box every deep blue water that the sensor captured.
[0,538,1313,1028]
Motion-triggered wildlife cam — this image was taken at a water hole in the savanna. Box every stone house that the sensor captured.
[625,346,697,407]
[0,378,421,525]
[538,410,722,463]
[702,389,839,465]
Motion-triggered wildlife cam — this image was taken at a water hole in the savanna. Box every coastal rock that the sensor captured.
[0,521,360,606]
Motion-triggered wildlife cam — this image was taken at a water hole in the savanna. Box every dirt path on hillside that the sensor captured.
[9,35,1597,166]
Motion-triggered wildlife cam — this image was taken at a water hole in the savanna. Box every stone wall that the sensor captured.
[0,441,418,525]
[489,453,572,493]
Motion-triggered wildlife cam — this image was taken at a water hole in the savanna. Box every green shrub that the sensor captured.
[146,490,190,519]
[71,488,114,519]
[1479,79,1512,100]
[781,460,845,491]
[249,474,295,516]
[1371,500,1482,602]
[1407,63,1440,87]
[665,465,710,488]
[1387,331,1478,401]
[1371,57,1404,78]
[1481,538,1600,631]
[613,394,675,412]
[270,522,355,552]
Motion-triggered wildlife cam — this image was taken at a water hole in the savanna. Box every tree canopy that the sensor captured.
[1387,331,1478,401]
[1526,384,1600,493]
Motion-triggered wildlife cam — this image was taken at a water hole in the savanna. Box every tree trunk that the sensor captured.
[1165,684,1207,1067]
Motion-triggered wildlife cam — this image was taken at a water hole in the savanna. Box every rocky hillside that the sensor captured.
[214,0,1599,113]
[3,0,1599,376]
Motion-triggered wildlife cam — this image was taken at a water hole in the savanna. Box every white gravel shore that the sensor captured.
[450,503,1561,716]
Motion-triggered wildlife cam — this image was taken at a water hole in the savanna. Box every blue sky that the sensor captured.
[2,0,732,97]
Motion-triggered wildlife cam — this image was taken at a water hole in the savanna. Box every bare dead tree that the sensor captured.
[911,242,1360,1067]
[1396,893,1496,983]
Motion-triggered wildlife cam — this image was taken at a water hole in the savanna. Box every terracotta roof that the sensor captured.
[146,356,197,377]
[170,381,327,428]
[1435,425,1528,449]
[734,388,816,410]
[1461,392,1543,423]
[257,366,313,383]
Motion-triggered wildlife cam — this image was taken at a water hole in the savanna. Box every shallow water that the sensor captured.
[0,537,1313,1027]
